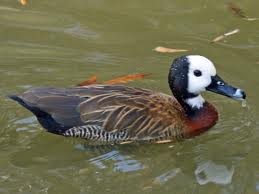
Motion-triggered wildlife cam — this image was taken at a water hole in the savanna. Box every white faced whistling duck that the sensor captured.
[9,55,246,144]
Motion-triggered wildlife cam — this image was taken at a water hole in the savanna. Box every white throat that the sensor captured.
[185,95,205,109]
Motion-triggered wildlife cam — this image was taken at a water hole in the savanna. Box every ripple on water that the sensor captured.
[0,7,98,39]
[2,41,85,58]
[64,23,99,40]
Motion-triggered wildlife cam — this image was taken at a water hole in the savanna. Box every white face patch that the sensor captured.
[185,95,205,109]
[187,55,216,94]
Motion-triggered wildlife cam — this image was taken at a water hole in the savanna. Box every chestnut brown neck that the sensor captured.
[184,102,219,138]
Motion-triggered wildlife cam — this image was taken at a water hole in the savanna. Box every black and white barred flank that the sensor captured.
[63,125,130,142]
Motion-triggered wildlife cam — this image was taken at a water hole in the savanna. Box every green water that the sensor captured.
[1,0,259,193]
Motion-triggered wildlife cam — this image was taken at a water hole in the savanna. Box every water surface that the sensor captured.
[0,0,259,193]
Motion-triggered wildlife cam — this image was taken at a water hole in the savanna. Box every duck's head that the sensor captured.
[168,55,246,110]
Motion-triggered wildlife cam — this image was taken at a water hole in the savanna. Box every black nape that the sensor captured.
[168,56,199,113]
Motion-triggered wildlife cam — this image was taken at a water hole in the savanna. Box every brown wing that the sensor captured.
[12,85,186,141]
[75,85,186,141]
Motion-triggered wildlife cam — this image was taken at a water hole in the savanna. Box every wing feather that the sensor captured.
[76,85,186,140]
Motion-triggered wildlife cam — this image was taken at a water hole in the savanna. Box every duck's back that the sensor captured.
[10,85,187,143]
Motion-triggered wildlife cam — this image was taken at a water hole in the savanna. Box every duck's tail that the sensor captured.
[8,94,69,135]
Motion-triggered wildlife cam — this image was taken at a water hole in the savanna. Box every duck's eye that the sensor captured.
[194,70,202,77]
[217,81,225,86]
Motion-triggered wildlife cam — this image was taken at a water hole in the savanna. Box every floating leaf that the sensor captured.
[227,2,259,21]
[19,0,27,5]
[245,17,259,21]
[78,75,97,86]
[104,73,150,85]
[211,29,240,43]
[211,35,225,43]
[153,46,188,53]
[224,29,240,36]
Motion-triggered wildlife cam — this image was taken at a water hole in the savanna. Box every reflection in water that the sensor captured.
[13,116,38,132]
[14,116,36,125]
[256,183,259,192]
[195,160,234,185]
[75,144,145,172]
[153,168,181,185]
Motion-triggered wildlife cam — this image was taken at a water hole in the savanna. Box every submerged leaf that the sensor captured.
[211,29,240,43]
[78,73,150,86]
[153,46,188,53]
[78,75,97,86]
[104,73,150,85]
[227,2,246,18]
[227,2,259,21]
[19,0,27,5]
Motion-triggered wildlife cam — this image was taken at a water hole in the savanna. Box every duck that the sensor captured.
[9,55,246,144]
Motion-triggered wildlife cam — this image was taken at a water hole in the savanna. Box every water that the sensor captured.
[1,0,259,193]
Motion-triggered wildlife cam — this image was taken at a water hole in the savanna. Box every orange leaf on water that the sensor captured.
[104,73,151,85]
[77,75,97,86]
[19,0,27,5]
[153,46,188,53]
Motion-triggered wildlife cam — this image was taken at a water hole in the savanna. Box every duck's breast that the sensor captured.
[184,102,219,137]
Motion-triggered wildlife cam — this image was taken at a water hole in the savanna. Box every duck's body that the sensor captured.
[10,85,218,143]
[9,55,245,143]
